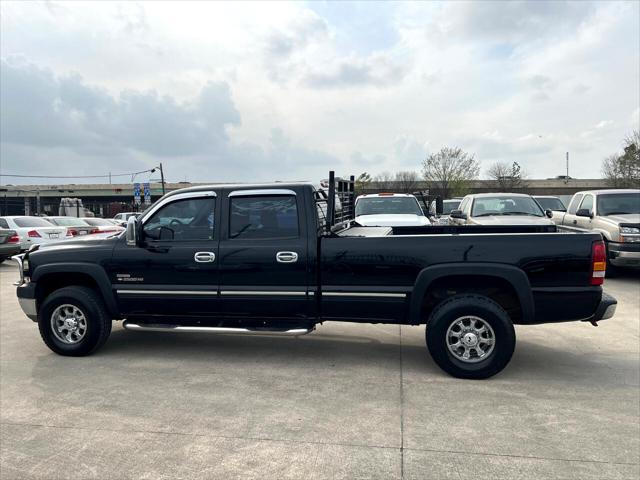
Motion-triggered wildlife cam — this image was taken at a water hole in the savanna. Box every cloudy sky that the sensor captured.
[1,0,638,185]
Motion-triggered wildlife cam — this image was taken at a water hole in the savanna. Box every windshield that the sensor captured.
[597,193,640,216]
[535,197,566,211]
[13,217,56,228]
[356,197,423,216]
[49,217,90,227]
[442,200,461,214]
[471,196,544,217]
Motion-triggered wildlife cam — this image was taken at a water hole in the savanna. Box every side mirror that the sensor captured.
[126,216,140,246]
[576,209,593,218]
[450,210,467,219]
[545,209,553,218]
[435,197,444,216]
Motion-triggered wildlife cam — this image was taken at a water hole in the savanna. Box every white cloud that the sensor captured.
[0,0,638,184]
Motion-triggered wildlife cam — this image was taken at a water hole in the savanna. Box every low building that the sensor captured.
[0,178,611,217]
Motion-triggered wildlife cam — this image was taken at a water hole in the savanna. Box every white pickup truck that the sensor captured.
[354,193,431,227]
[552,189,640,269]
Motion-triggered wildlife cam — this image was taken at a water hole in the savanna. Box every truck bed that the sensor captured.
[338,224,560,237]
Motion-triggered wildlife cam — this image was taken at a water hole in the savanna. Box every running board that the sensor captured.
[122,321,313,336]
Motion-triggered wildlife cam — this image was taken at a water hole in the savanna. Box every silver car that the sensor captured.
[449,193,555,226]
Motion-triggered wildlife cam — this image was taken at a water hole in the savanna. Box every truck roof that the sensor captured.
[465,192,533,198]
[163,182,314,197]
[357,193,416,198]
[573,189,640,195]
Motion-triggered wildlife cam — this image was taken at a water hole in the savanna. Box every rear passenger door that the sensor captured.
[218,188,311,321]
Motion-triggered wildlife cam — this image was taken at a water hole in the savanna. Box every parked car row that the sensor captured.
[0,215,125,256]
[352,189,639,273]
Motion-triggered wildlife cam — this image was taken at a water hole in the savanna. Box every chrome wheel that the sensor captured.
[50,304,87,344]
[446,315,495,363]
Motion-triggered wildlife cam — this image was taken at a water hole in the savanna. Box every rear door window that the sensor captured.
[229,195,299,240]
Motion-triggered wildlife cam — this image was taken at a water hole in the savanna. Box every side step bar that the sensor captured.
[122,321,313,336]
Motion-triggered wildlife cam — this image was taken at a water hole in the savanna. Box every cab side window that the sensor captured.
[229,195,298,240]
[567,194,584,215]
[579,195,594,213]
[0,218,9,229]
[143,197,215,241]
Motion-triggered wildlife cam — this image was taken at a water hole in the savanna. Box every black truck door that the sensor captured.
[218,188,311,322]
[110,191,221,316]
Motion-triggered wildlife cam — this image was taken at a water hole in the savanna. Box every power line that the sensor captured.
[0,168,157,179]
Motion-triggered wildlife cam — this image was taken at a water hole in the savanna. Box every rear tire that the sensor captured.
[426,294,515,379]
[38,286,112,356]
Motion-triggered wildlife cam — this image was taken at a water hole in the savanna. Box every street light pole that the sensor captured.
[159,163,166,195]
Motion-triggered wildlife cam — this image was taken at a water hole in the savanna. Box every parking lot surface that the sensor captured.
[0,261,638,480]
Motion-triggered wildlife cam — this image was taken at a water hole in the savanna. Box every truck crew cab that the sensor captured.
[14,173,617,379]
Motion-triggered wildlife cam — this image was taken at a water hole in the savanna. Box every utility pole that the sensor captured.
[159,163,166,195]
[565,152,569,184]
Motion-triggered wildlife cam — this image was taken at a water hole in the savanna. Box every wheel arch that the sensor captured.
[410,263,534,325]
[32,263,119,317]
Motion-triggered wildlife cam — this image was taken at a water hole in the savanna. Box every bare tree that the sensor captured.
[602,130,640,188]
[486,161,527,190]
[422,147,480,198]
[373,171,395,190]
[394,170,420,193]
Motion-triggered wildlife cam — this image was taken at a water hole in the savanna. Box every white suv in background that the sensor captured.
[354,193,431,227]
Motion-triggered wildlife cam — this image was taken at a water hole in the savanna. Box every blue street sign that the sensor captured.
[143,183,151,204]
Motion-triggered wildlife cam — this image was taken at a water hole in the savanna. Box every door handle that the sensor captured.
[194,251,216,263]
[276,251,298,263]
[572,220,577,225]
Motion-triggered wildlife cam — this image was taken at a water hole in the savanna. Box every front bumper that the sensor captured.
[583,292,617,324]
[608,242,640,267]
[16,282,37,322]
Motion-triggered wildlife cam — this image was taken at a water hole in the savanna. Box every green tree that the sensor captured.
[355,172,372,195]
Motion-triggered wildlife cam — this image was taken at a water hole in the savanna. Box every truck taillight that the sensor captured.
[27,230,41,238]
[89,228,100,234]
[8,234,20,243]
[67,229,77,236]
[590,240,606,286]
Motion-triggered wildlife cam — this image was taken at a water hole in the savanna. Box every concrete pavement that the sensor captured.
[0,261,638,479]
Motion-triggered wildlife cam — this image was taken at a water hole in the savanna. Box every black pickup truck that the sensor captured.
[13,174,617,379]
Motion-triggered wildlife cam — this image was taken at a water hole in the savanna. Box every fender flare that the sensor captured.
[32,263,119,316]
[409,263,534,324]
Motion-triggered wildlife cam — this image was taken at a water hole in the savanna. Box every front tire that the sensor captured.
[426,294,515,379]
[38,286,112,356]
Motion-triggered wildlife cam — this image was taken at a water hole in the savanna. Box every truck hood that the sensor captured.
[600,214,640,225]
[471,216,555,226]
[356,214,431,226]
[33,233,121,251]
